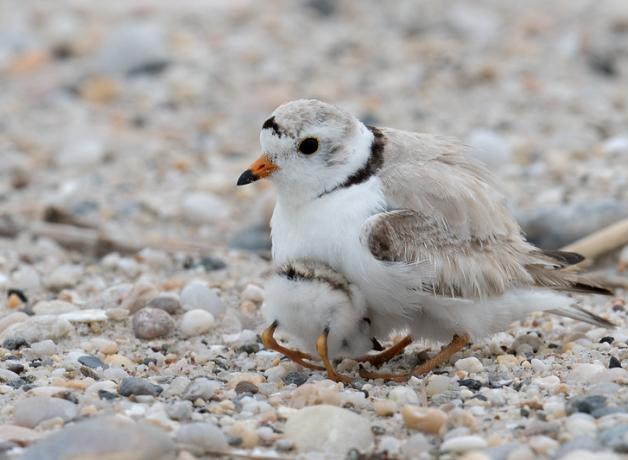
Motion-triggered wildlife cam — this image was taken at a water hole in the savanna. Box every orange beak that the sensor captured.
[237,154,278,186]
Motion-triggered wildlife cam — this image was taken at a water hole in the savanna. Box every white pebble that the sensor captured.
[180,310,215,337]
[389,386,419,405]
[241,284,264,303]
[455,357,484,373]
[181,192,228,224]
[30,340,57,357]
[441,435,487,453]
[601,136,628,156]
[10,266,41,291]
[566,414,597,436]
[533,375,561,390]
[180,281,225,316]
[426,374,451,396]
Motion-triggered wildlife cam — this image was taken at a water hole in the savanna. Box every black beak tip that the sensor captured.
[237,169,258,186]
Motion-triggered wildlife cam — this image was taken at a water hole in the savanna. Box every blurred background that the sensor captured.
[2,0,628,255]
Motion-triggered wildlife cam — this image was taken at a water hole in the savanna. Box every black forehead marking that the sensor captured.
[262,116,282,138]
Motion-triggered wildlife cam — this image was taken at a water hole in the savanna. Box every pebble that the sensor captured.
[235,381,259,394]
[45,264,83,290]
[284,405,373,453]
[598,425,628,453]
[181,192,229,224]
[118,377,163,397]
[10,266,41,291]
[132,308,175,340]
[30,339,57,356]
[400,433,431,458]
[401,405,447,434]
[179,309,215,337]
[180,281,225,316]
[455,357,484,373]
[20,416,176,460]
[566,395,607,416]
[183,378,221,401]
[529,435,560,456]
[426,374,452,396]
[389,386,419,405]
[0,316,73,343]
[32,300,78,315]
[105,354,135,369]
[78,355,108,369]
[282,371,308,386]
[566,414,597,436]
[13,396,78,428]
[56,139,105,168]
[147,295,181,314]
[2,336,30,350]
[176,422,228,453]
[228,421,259,448]
[241,284,264,303]
[121,282,159,313]
[0,312,28,334]
[441,435,488,453]
[90,337,118,354]
[373,399,397,417]
[0,424,41,445]
[601,136,628,156]
[166,400,193,421]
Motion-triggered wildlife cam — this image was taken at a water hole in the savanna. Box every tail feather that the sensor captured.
[549,305,615,328]
[526,265,614,296]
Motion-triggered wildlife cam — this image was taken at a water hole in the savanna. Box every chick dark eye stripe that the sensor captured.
[318,126,386,198]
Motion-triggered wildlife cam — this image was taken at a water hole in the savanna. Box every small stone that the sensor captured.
[528,435,559,456]
[426,374,452,396]
[45,265,83,290]
[0,312,28,334]
[533,375,561,390]
[241,284,264,303]
[176,422,228,453]
[181,192,228,224]
[282,372,308,386]
[90,337,118,355]
[609,356,622,369]
[459,379,482,391]
[132,308,175,340]
[20,416,175,460]
[78,355,108,370]
[183,378,221,401]
[56,139,105,168]
[235,381,259,394]
[511,334,543,355]
[441,435,488,453]
[228,422,258,449]
[496,354,519,367]
[180,281,225,316]
[599,336,615,344]
[373,399,397,417]
[7,362,24,374]
[566,414,597,436]
[389,386,419,405]
[2,337,29,351]
[166,400,193,421]
[598,425,628,453]
[566,395,607,416]
[105,354,135,369]
[121,282,158,313]
[180,309,215,337]
[32,300,78,315]
[400,433,431,458]
[1,316,73,343]
[30,340,56,356]
[10,266,41,291]
[147,296,181,315]
[0,424,41,445]
[14,397,78,428]
[455,357,484,373]
[602,136,628,156]
[119,377,163,397]
[106,308,129,321]
[284,405,373,453]
[401,406,447,434]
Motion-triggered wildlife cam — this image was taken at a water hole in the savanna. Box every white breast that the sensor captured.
[271,178,385,276]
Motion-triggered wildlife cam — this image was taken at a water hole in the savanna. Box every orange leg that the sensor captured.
[359,334,469,382]
[355,335,413,367]
[261,321,324,371]
[316,328,353,383]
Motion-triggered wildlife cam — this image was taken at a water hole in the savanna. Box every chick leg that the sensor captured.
[355,335,413,367]
[359,334,469,382]
[316,328,353,383]
[261,321,324,371]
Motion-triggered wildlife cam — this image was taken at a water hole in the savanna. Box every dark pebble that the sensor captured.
[143,357,158,366]
[566,395,607,416]
[118,377,163,397]
[98,389,119,401]
[7,379,26,389]
[80,366,100,379]
[6,362,24,374]
[78,355,108,369]
[228,436,243,447]
[59,391,79,404]
[282,372,308,386]
[599,336,615,344]
[2,337,30,351]
[234,381,259,394]
[371,425,385,435]
[199,255,227,271]
[7,288,28,303]
[609,356,622,369]
[237,343,260,354]
[459,379,482,391]
[29,359,42,368]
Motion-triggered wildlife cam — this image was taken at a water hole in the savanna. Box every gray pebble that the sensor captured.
[20,416,176,460]
[147,296,181,315]
[176,422,228,454]
[14,396,78,428]
[78,355,108,369]
[132,308,174,340]
[119,377,163,397]
[567,395,607,416]
[166,400,193,421]
[283,372,308,386]
[234,381,259,394]
[183,377,221,401]
[2,337,29,351]
[599,425,628,453]
[554,437,601,458]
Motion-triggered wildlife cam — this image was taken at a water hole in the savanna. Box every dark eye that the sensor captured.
[298,137,319,155]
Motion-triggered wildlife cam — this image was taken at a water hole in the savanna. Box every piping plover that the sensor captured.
[261,259,411,382]
[240,99,613,381]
